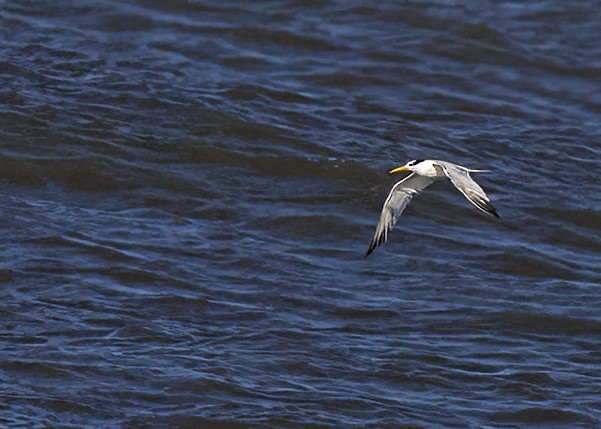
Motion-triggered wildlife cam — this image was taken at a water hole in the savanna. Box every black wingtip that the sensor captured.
[470,194,500,219]
[364,229,389,257]
[486,203,500,218]
[481,204,499,218]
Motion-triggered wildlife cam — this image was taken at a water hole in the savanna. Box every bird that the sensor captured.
[365,159,499,256]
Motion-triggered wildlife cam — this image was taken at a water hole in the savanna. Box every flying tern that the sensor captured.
[366,159,499,256]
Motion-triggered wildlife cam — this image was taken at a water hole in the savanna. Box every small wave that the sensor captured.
[477,311,601,336]
[492,407,593,425]
[177,145,374,182]
[248,214,361,242]
[476,251,577,279]
[542,207,601,231]
[231,27,338,51]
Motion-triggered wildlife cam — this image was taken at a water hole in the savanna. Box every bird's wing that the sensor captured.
[436,161,499,218]
[365,173,436,256]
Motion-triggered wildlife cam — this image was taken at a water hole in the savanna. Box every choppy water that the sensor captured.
[1,1,600,428]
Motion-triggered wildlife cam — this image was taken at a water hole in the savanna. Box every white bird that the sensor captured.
[366,159,499,256]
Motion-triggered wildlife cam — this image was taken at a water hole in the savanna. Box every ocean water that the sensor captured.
[1,1,600,427]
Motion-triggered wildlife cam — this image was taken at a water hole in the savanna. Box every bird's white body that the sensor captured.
[365,158,499,256]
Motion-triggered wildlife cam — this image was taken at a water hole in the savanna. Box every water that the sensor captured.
[1,1,600,427]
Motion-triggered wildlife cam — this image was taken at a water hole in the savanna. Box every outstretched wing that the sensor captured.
[365,173,436,256]
[436,161,499,218]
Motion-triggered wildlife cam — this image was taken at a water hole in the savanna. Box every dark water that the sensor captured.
[1,1,600,427]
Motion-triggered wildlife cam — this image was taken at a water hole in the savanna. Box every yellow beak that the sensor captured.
[388,165,409,175]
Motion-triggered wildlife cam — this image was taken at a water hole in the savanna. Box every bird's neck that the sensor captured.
[414,161,441,177]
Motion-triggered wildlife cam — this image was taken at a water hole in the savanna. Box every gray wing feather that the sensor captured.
[436,161,499,218]
[365,173,435,256]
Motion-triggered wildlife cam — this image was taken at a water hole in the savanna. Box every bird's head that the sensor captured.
[388,159,424,174]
